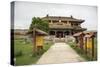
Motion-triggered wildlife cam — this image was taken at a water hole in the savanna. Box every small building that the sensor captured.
[28,29,48,51]
[83,30,97,37]
[84,33,95,59]
[84,33,95,49]
[35,29,48,48]
[73,32,85,49]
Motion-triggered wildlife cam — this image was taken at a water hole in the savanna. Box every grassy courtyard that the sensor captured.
[14,38,52,66]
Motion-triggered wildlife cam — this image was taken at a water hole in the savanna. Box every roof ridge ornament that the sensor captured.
[46,14,49,17]
[70,15,73,18]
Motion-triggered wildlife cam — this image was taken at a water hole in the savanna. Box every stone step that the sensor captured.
[54,38,65,43]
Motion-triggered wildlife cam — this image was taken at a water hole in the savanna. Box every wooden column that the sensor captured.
[63,31,64,38]
[92,37,94,60]
[85,37,87,54]
[51,20,53,24]
[55,30,57,38]
[33,28,36,54]
[80,35,84,49]
[70,30,72,35]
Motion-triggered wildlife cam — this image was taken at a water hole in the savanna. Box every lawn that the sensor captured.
[14,38,52,66]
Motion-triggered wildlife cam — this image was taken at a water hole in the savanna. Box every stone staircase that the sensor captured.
[53,38,65,43]
[44,35,75,43]
[53,36,75,43]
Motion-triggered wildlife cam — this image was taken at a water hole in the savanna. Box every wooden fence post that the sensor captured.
[92,37,94,60]
[33,28,37,55]
[85,37,87,54]
[80,35,84,49]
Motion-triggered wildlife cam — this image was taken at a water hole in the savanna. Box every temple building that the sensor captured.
[42,15,86,38]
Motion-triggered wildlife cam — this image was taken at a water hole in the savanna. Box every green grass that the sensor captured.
[93,37,97,60]
[43,42,53,51]
[14,38,52,66]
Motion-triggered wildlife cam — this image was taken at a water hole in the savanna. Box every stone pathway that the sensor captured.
[36,43,85,64]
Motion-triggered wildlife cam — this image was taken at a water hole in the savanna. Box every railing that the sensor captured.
[49,23,81,29]
[49,24,73,29]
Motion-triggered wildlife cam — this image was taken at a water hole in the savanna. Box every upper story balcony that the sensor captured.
[49,23,82,29]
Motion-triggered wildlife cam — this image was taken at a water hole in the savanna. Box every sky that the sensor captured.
[14,1,98,30]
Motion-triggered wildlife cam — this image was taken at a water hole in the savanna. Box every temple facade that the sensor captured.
[42,15,86,38]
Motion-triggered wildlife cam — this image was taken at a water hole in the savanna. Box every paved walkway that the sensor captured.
[36,43,85,64]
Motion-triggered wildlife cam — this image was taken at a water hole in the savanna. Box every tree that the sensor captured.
[29,17,49,33]
[29,17,49,55]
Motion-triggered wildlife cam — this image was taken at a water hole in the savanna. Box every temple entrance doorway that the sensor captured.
[56,31,64,38]
[65,31,70,35]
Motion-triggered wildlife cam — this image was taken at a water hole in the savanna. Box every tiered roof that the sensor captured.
[42,15,84,23]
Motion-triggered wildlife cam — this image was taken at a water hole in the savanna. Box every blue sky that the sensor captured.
[14,1,97,30]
